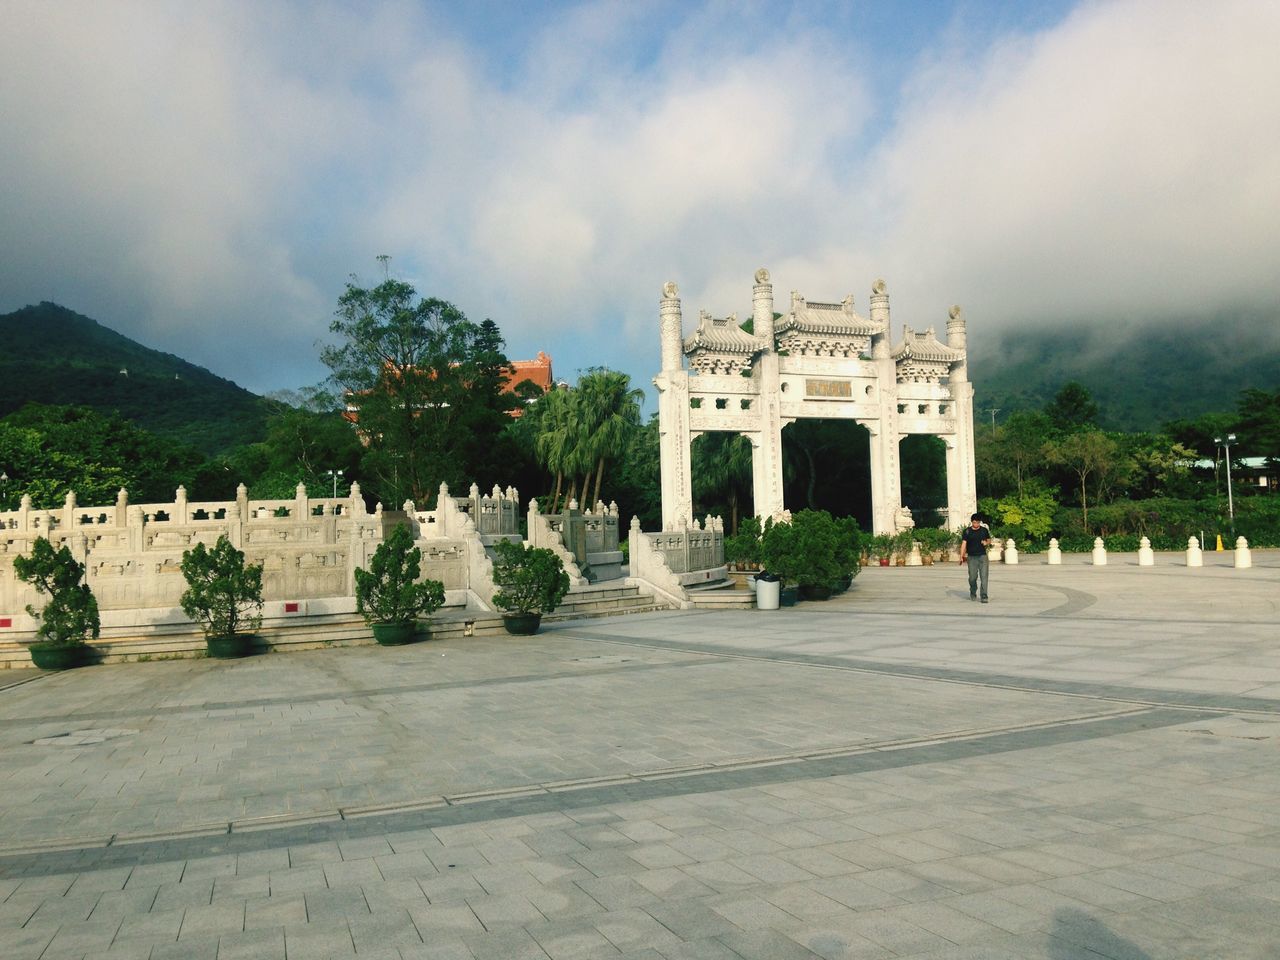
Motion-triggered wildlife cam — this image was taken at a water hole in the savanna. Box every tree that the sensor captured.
[999,411,1054,498]
[321,274,505,506]
[576,369,644,507]
[0,404,202,509]
[1045,429,1129,532]
[1236,387,1280,468]
[13,538,100,647]
[530,388,585,512]
[179,536,264,639]
[693,432,754,533]
[1045,381,1100,432]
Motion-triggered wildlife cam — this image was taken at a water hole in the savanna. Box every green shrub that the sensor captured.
[724,516,763,568]
[762,510,852,589]
[180,535,264,638]
[354,523,445,625]
[491,540,570,615]
[13,538,100,648]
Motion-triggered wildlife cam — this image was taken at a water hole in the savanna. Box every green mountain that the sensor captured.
[0,302,270,454]
[970,314,1280,432]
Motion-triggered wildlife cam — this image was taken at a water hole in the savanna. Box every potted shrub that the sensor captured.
[14,537,100,670]
[761,516,800,605]
[491,539,570,634]
[724,516,763,571]
[833,516,863,592]
[355,523,445,645]
[763,510,847,601]
[867,533,895,567]
[180,535,264,658]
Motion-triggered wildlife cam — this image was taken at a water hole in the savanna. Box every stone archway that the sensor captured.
[653,269,977,534]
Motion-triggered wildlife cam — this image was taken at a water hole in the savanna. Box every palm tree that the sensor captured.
[533,388,586,512]
[577,370,644,507]
[693,433,754,533]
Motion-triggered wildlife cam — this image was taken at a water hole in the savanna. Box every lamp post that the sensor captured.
[326,469,345,499]
[1214,433,1236,536]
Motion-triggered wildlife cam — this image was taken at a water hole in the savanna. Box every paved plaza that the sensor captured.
[2,552,1279,959]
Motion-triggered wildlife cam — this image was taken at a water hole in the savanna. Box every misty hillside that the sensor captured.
[0,302,271,454]
[969,313,1280,432]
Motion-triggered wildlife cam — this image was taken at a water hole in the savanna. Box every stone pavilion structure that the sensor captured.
[654,269,977,534]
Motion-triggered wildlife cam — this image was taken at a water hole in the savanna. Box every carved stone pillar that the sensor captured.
[656,368,693,530]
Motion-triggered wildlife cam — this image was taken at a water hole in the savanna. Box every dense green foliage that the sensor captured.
[978,381,1279,549]
[354,523,445,624]
[13,538,100,648]
[321,278,520,506]
[0,303,271,454]
[491,539,571,615]
[0,405,204,509]
[761,510,860,589]
[179,536,264,638]
[972,315,1280,432]
[513,369,643,514]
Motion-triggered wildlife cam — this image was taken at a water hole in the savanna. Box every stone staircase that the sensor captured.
[685,577,756,610]
[0,583,671,668]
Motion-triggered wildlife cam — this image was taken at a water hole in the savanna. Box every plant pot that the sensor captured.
[833,574,853,594]
[29,643,86,670]
[207,633,255,659]
[502,613,542,635]
[799,584,833,601]
[878,557,890,567]
[779,586,799,607]
[371,622,418,646]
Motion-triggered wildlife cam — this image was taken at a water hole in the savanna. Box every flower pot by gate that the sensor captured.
[502,613,542,635]
[29,643,87,671]
[206,633,256,659]
[371,622,418,646]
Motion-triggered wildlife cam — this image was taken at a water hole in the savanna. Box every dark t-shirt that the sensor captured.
[961,526,990,557]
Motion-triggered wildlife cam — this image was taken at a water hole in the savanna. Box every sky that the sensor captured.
[3,0,1279,412]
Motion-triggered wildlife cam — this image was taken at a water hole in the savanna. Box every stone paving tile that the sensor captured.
[4,564,1280,960]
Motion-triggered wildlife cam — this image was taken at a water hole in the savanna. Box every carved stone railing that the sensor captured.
[0,478,522,631]
[528,499,622,583]
[646,516,724,573]
[0,483,379,622]
[408,483,501,607]
[526,501,588,586]
[625,515,726,607]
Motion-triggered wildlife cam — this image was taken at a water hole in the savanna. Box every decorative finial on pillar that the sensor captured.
[752,267,775,347]
[870,279,891,359]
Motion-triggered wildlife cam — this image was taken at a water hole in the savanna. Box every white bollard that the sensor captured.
[1138,536,1155,566]
[906,541,923,566]
[1234,536,1252,569]
[1186,536,1203,567]
[1091,537,1107,566]
[1004,538,1019,564]
[1047,537,1062,564]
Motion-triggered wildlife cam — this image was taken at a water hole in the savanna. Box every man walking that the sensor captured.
[959,513,991,603]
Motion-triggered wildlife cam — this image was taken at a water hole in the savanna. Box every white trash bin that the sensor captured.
[755,574,780,610]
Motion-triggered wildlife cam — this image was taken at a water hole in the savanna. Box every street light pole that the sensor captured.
[1215,433,1236,537]
[327,469,344,498]
[989,408,1000,438]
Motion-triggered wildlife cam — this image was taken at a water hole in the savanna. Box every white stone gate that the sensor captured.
[654,269,977,534]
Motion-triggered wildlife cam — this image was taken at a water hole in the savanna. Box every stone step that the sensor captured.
[688,590,756,610]
[0,587,674,667]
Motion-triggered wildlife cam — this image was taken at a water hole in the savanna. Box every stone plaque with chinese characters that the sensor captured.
[804,379,853,399]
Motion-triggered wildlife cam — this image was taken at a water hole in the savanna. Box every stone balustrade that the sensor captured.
[528,499,622,583]
[1,479,521,633]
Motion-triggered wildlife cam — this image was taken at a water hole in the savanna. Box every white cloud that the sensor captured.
[1,0,1277,396]
[869,0,1280,333]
